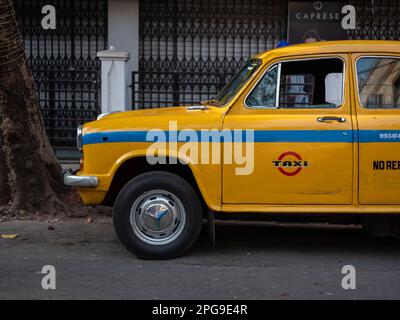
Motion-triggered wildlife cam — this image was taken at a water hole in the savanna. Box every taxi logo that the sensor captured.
[273,151,309,176]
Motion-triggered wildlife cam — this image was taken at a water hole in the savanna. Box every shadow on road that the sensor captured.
[191,221,400,258]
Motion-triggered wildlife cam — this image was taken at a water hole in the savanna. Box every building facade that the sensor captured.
[14,0,400,156]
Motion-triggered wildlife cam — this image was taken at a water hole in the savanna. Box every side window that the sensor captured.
[246,58,344,109]
[356,57,400,109]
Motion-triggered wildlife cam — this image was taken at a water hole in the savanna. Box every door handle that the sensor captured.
[317,116,346,123]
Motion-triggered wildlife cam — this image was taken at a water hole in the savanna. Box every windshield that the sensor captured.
[212,59,261,106]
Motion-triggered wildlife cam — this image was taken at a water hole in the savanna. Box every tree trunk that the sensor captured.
[0,0,82,216]
[0,111,10,206]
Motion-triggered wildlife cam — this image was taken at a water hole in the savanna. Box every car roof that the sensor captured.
[255,40,400,61]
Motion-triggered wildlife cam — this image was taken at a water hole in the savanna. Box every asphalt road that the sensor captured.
[1,218,400,299]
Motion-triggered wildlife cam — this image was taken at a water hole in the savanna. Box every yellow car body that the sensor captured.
[75,40,400,216]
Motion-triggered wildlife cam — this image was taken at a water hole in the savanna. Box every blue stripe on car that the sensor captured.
[82,130,400,145]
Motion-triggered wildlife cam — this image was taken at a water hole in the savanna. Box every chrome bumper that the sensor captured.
[63,170,99,187]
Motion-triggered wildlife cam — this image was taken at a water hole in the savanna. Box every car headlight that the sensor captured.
[76,125,83,152]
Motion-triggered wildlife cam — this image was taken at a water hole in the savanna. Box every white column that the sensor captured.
[97,47,130,113]
[108,0,139,109]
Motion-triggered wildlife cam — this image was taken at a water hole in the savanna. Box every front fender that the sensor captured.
[106,149,221,211]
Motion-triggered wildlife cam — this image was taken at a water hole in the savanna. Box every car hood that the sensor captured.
[98,106,207,120]
[83,105,226,134]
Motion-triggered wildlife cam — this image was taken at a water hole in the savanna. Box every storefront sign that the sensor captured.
[288,1,356,44]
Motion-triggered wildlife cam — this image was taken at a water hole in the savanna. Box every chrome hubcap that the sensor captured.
[130,190,186,245]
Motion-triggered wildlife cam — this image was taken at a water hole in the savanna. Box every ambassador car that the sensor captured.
[64,40,400,259]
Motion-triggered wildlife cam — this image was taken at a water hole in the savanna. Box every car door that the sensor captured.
[222,55,354,205]
[353,54,400,204]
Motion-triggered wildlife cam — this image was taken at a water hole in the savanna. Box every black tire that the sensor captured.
[113,171,203,259]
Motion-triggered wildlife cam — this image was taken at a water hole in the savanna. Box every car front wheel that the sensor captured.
[113,171,203,259]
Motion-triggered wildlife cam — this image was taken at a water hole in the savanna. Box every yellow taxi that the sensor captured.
[64,40,400,259]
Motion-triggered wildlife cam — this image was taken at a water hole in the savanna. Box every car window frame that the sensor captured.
[244,56,346,110]
[355,55,400,110]
[212,58,262,107]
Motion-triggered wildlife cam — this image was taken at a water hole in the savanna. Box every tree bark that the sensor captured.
[0,0,81,216]
[0,109,10,206]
